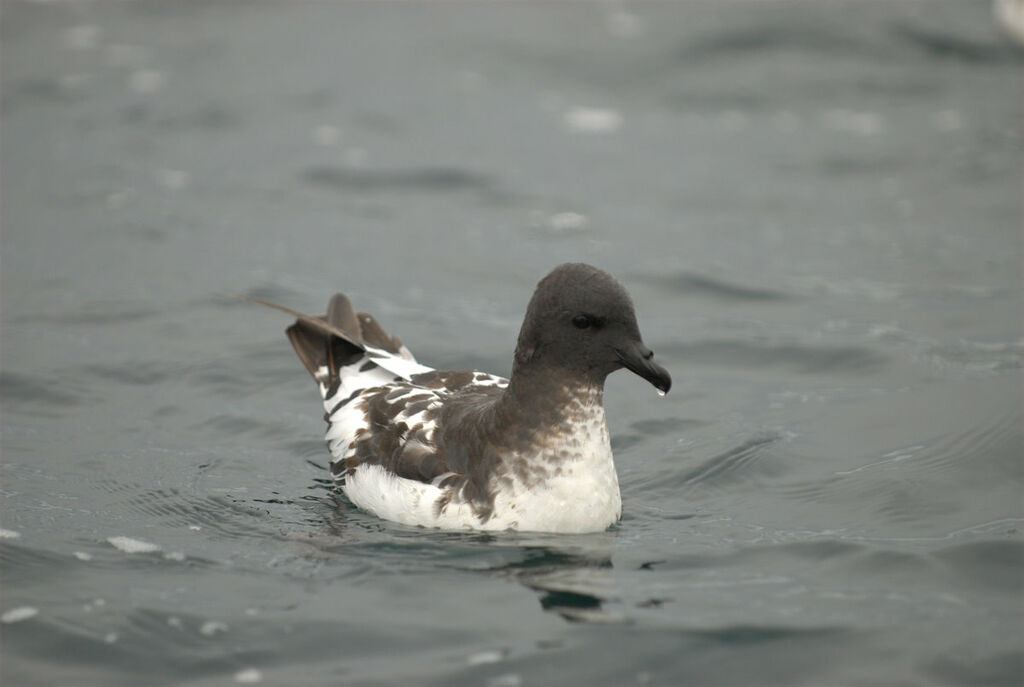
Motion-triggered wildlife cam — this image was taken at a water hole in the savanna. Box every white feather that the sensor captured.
[317,343,619,533]
[364,345,433,379]
[340,389,620,533]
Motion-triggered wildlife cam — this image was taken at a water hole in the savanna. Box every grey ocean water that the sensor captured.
[2,2,1022,685]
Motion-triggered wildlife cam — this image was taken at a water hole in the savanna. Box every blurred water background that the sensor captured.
[1,2,1022,685]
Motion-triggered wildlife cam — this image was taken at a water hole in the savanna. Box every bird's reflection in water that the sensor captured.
[307,506,624,623]
[484,532,625,624]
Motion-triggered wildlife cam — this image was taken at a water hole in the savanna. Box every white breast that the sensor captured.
[343,390,621,534]
[332,370,621,533]
[487,402,621,533]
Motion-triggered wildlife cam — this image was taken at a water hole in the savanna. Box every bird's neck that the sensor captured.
[496,363,606,436]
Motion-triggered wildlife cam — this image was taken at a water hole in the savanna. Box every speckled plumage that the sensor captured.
[252,263,671,533]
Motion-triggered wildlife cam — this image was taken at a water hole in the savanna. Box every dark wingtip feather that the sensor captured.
[241,294,365,384]
[326,294,363,347]
[239,295,363,349]
[357,312,404,355]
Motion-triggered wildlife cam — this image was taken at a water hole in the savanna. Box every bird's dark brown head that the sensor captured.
[512,263,671,393]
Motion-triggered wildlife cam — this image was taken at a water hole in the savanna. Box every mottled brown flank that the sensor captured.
[281,263,670,527]
[329,387,363,415]
[338,384,446,484]
[326,363,606,522]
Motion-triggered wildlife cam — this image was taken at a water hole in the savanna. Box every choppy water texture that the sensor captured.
[2,2,1022,685]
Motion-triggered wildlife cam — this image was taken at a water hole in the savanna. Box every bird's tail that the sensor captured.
[241,293,408,394]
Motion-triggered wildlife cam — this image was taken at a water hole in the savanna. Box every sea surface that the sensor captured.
[1,2,1022,685]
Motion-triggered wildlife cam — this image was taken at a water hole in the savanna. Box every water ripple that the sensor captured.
[658,339,886,375]
[612,417,707,452]
[0,371,93,414]
[634,271,792,302]
[925,649,1024,686]
[302,166,494,193]
[934,539,1024,592]
[99,481,278,540]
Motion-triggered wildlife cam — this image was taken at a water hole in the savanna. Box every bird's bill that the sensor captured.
[616,341,671,394]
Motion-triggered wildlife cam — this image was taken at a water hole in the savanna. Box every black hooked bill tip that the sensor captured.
[616,341,672,395]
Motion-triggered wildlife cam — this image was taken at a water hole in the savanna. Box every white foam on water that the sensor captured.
[200,620,229,636]
[130,69,165,94]
[61,24,99,50]
[345,147,368,167]
[564,107,622,134]
[104,44,147,67]
[106,188,136,209]
[157,169,189,190]
[995,0,1024,44]
[545,212,588,234]
[823,109,882,137]
[107,536,161,554]
[933,109,964,133]
[312,125,341,147]
[234,668,263,684]
[2,607,39,624]
[485,674,522,687]
[0,529,21,539]
[73,551,93,561]
[467,649,505,666]
[606,10,645,38]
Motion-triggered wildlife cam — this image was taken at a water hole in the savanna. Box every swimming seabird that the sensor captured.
[250,263,671,533]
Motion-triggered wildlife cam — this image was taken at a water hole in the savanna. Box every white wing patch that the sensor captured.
[364,345,433,380]
[343,464,483,529]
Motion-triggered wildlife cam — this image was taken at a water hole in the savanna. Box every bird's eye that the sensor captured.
[572,314,592,329]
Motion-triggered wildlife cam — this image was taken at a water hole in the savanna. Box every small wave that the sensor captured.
[934,539,1024,592]
[289,441,330,460]
[633,271,791,302]
[927,338,1024,372]
[679,433,783,491]
[925,649,1024,686]
[0,541,74,585]
[235,284,304,306]
[626,432,785,499]
[84,362,182,386]
[894,23,1024,65]
[7,302,155,326]
[101,481,279,540]
[612,417,707,452]
[301,166,494,193]
[677,26,871,62]
[772,539,864,561]
[688,623,849,645]
[846,548,934,577]
[0,371,92,408]
[657,339,886,375]
[780,471,955,529]
[107,536,161,554]
[151,103,242,132]
[192,414,300,441]
[1,606,39,624]
[781,411,1020,532]
[898,411,1021,479]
